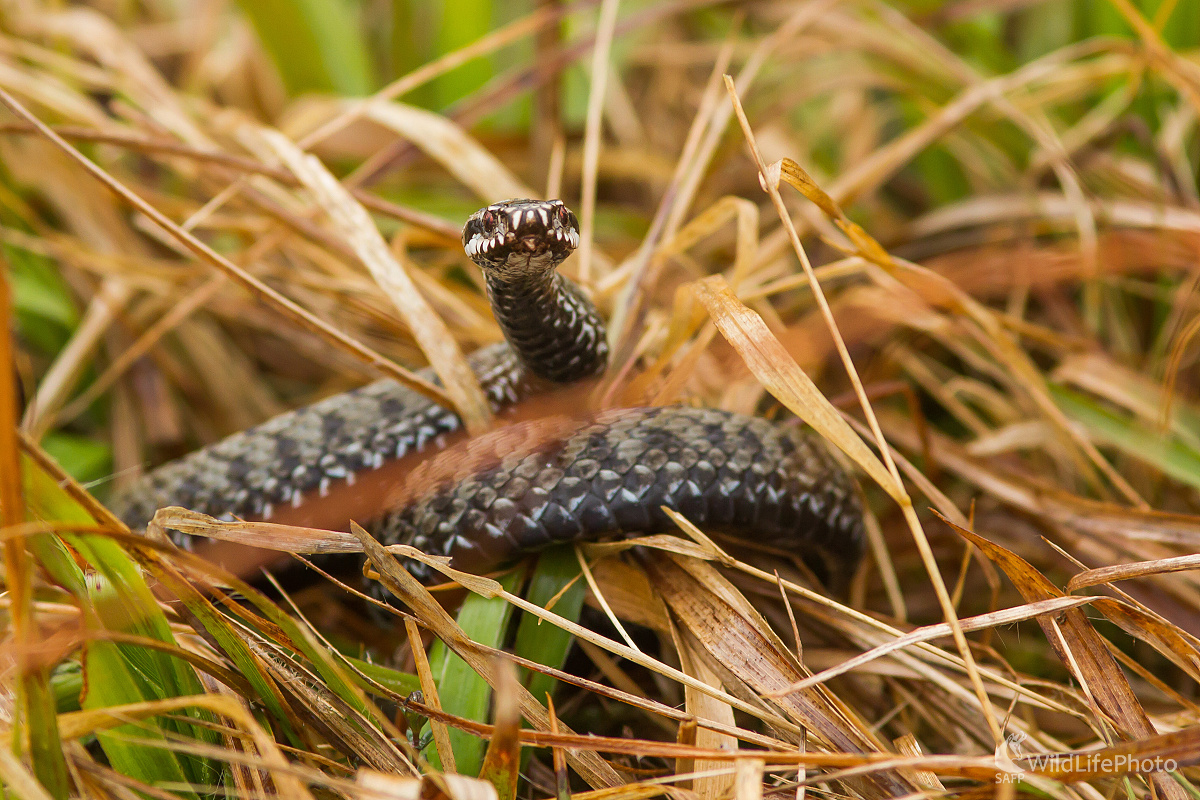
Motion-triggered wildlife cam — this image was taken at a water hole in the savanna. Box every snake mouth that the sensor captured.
[462,198,580,272]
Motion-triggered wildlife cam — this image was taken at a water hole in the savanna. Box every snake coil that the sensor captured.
[113,199,864,586]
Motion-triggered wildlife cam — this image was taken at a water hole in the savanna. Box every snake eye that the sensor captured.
[555,205,573,230]
[481,210,497,230]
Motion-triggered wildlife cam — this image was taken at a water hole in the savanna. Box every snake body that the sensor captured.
[113,199,864,585]
[379,406,861,585]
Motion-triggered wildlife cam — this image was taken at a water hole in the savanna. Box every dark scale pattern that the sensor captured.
[377,407,865,588]
[114,199,604,534]
[112,344,527,533]
[486,271,608,383]
[113,198,865,590]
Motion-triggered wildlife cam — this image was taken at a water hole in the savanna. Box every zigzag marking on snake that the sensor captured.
[113,198,863,586]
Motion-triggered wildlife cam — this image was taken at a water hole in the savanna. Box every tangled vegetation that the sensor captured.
[3,1,1200,799]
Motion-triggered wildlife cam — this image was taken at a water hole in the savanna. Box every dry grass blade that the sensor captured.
[0,88,453,410]
[880,413,1200,551]
[1091,598,1200,684]
[358,104,535,202]
[355,771,500,800]
[248,628,413,772]
[733,758,763,800]
[644,554,918,798]
[1,246,57,791]
[349,523,622,789]
[771,148,1143,508]
[771,594,1099,697]
[302,5,568,150]
[765,160,893,270]
[15,201,136,436]
[725,76,1047,747]
[688,275,899,501]
[576,0,622,286]
[11,3,1200,798]
[721,80,906,491]
[151,507,364,554]
[477,661,521,799]
[775,158,1144,506]
[0,261,26,625]
[259,128,491,432]
[51,695,315,800]
[0,121,463,238]
[605,28,739,352]
[1067,553,1200,592]
[946,517,1187,800]
[658,197,758,289]
[673,640,735,799]
[0,749,56,800]
[406,617,457,775]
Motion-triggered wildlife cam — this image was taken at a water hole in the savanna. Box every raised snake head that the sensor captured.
[462,198,580,279]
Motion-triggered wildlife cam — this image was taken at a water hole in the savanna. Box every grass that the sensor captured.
[4,1,1200,799]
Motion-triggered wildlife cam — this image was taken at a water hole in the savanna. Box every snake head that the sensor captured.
[463,199,580,277]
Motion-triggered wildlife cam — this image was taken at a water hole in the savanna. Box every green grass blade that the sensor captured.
[513,547,585,706]
[430,0,494,109]
[1051,385,1200,491]
[148,567,301,747]
[23,458,215,794]
[40,433,110,486]
[179,568,397,743]
[81,642,204,799]
[342,655,422,699]
[50,661,83,714]
[24,671,69,800]
[233,0,375,95]
[428,570,522,776]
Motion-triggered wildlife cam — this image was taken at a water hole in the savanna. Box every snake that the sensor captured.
[112,199,865,587]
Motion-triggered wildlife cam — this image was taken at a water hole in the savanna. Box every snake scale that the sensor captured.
[113,199,865,587]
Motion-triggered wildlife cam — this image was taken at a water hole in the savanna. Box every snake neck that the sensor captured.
[484,269,608,384]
